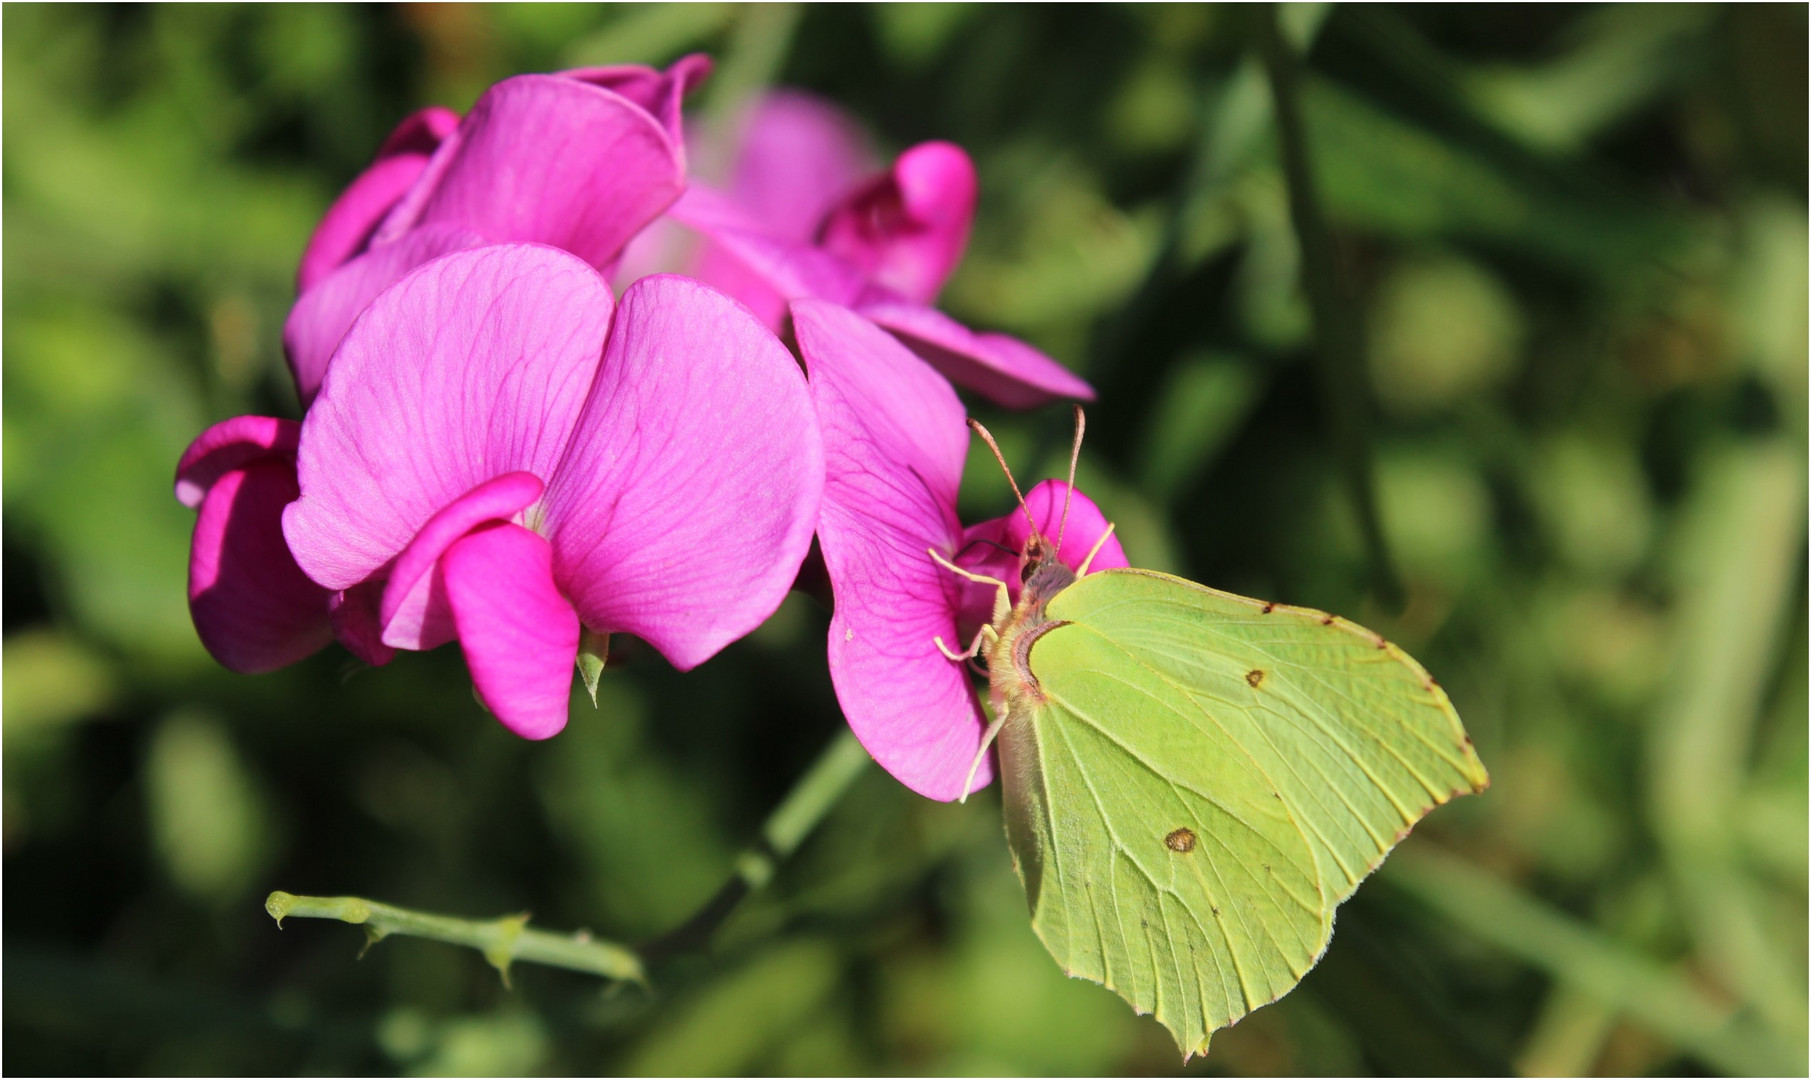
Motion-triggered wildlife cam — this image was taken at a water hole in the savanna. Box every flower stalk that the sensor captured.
[264,728,873,978]
[264,891,645,986]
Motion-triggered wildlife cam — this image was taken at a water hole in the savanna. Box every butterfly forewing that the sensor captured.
[997,618,1330,1060]
[1045,568,1489,908]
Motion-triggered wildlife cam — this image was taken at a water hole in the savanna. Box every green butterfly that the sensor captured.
[948,418,1490,1059]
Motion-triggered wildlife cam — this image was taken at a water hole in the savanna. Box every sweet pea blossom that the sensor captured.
[285,56,709,405]
[280,244,823,738]
[794,299,1124,801]
[177,58,710,675]
[668,96,1094,410]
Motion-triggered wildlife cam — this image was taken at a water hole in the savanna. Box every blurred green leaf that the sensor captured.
[1388,843,1802,1076]
[1649,439,1808,1049]
[1134,351,1263,506]
[535,680,732,937]
[147,712,275,902]
[624,938,844,1075]
[2,630,116,737]
[1369,251,1524,417]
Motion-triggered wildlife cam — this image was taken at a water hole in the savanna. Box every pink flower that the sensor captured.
[285,56,710,406]
[793,300,1124,801]
[178,59,711,678]
[667,94,1094,410]
[281,244,823,738]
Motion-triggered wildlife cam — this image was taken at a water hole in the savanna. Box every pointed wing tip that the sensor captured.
[1169,1024,1213,1065]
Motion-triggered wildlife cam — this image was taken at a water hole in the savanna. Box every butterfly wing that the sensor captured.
[1049,568,1489,906]
[999,566,1488,1056]
[996,613,1331,1060]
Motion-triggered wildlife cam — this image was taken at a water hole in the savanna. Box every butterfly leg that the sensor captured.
[958,710,1008,804]
[935,623,997,662]
[927,547,1011,621]
[1076,521,1118,575]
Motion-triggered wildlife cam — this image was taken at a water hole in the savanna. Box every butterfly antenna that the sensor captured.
[1054,406,1085,554]
[968,418,1041,541]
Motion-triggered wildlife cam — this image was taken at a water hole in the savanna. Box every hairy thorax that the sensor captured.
[986,558,1077,721]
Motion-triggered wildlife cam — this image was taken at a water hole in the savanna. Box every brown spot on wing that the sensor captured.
[1246,669,1265,688]
[1164,828,1197,853]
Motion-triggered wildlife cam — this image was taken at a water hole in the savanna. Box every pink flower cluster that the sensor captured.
[175,57,1121,799]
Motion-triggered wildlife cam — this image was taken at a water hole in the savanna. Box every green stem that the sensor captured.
[1256,4,1402,607]
[638,727,872,962]
[263,891,644,986]
[265,729,873,980]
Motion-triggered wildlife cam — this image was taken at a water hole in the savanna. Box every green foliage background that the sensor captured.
[4,4,1805,1074]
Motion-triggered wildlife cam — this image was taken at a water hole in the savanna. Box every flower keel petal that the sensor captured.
[443,522,580,740]
[379,472,546,651]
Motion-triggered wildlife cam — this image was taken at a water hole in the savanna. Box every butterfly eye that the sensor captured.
[1020,561,1037,584]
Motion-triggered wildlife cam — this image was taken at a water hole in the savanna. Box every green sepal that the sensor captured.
[577,628,609,707]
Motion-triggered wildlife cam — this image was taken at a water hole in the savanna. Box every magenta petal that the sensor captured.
[857,298,1096,408]
[286,245,614,591]
[792,299,992,801]
[175,416,300,508]
[406,74,686,269]
[667,185,868,306]
[820,141,977,304]
[283,224,488,405]
[188,460,334,673]
[442,522,580,740]
[296,106,461,294]
[331,580,396,668]
[380,472,545,650]
[561,54,710,156]
[679,92,872,328]
[540,275,824,671]
[732,91,874,244]
[958,480,1129,620]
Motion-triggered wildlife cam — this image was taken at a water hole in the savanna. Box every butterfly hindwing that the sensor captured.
[998,618,1330,1059]
[997,566,1489,1057]
[1047,568,1489,906]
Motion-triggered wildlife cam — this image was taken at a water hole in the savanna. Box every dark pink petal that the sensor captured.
[667,185,868,306]
[398,74,687,270]
[539,275,824,671]
[442,522,580,740]
[286,245,614,591]
[730,91,874,244]
[379,472,545,650]
[561,53,710,157]
[188,460,333,673]
[958,480,1129,621]
[282,224,487,405]
[296,106,461,294]
[331,581,396,667]
[793,299,992,801]
[856,297,1096,408]
[820,141,977,304]
[175,416,300,508]
[678,91,873,328]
